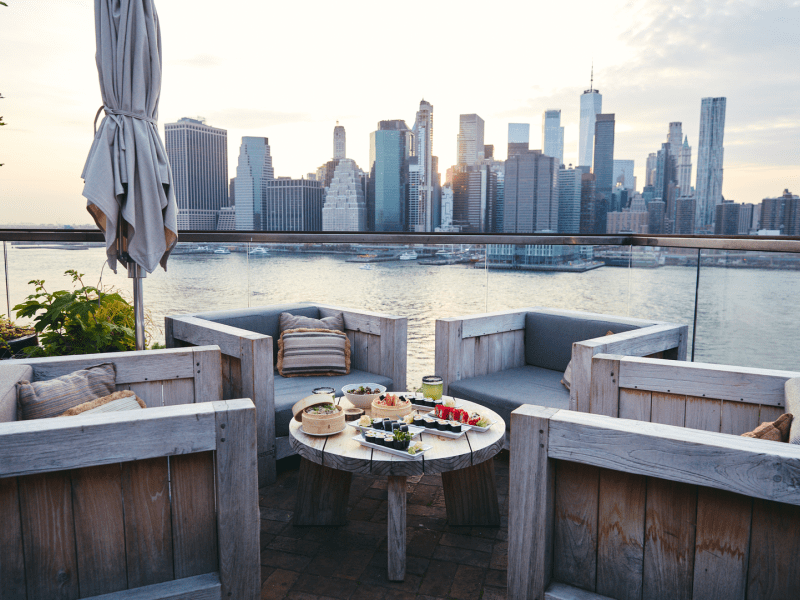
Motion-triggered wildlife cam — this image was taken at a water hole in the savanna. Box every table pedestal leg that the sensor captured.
[442,459,500,526]
[293,458,352,526]
[387,475,407,581]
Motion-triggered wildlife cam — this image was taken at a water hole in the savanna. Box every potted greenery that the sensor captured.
[12,269,151,357]
[0,314,37,359]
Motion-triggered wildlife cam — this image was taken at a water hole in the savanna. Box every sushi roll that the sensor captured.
[449,420,462,433]
[373,434,385,446]
[412,415,425,427]
[435,419,448,431]
[400,424,409,432]
[373,419,384,430]
[402,439,411,450]
[365,431,378,444]
[391,422,401,431]
[424,397,435,408]
[423,417,436,429]
[384,433,394,446]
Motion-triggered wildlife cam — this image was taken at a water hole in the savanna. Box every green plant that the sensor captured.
[0,314,35,354]
[13,270,139,357]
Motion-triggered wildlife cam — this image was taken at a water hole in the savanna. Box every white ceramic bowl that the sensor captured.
[342,383,387,410]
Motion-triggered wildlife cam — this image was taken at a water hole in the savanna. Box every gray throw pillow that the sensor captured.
[280,311,344,333]
[277,329,351,377]
[16,363,117,420]
[786,378,800,444]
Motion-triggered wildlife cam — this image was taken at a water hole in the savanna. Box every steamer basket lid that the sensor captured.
[292,394,340,422]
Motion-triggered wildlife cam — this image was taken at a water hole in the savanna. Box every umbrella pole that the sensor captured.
[128,261,146,351]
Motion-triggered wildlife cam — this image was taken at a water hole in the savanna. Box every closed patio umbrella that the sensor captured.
[82,0,177,350]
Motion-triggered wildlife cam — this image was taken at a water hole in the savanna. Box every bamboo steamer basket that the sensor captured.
[371,398,413,420]
[292,394,346,435]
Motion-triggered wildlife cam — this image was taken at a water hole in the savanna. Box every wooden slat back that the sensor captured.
[551,461,800,599]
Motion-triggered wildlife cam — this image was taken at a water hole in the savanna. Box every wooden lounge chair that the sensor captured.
[0,346,260,599]
[435,307,688,433]
[166,302,408,484]
[507,355,800,599]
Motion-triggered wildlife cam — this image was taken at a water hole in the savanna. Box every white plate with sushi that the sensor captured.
[348,422,424,438]
[424,411,497,433]
[416,419,470,438]
[354,434,431,460]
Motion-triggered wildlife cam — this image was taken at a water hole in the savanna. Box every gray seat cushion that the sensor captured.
[448,365,570,430]
[524,312,645,372]
[274,369,394,438]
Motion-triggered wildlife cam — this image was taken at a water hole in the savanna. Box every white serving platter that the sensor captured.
[300,426,347,437]
[423,411,498,433]
[348,422,423,438]
[353,434,431,460]
[417,423,469,439]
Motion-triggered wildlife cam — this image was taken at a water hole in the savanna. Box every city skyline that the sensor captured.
[1,1,798,225]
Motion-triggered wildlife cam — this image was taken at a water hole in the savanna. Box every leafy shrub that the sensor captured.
[13,270,139,357]
[0,314,35,355]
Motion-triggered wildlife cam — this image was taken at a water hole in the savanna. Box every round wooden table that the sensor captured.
[289,395,505,581]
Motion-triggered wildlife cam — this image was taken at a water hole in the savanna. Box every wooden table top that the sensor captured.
[289,395,505,476]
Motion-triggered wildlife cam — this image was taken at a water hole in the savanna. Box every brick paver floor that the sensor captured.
[259,450,510,600]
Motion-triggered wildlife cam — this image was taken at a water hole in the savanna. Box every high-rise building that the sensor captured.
[457,114,485,166]
[678,136,693,196]
[760,189,800,235]
[508,123,530,144]
[675,197,696,234]
[738,203,755,234]
[613,160,635,193]
[648,200,666,234]
[557,165,589,233]
[165,117,228,230]
[579,72,602,167]
[217,206,236,231]
[484,145,494,160]
[504,150,559,233]
[369,120,413,231]
[645,153,658,187]
[493,169,505,233]
[233,136,273,230]
[542,110,564,166]
[322,159,367,231]
[263,178,324,231]
[695,97,727,231]
[580,172,605,234]
[410,99,436,231]
[229,178,236,206]
[714,200,740,235]
[333,123,346,160]
[452,164,496,232]
[439,185,454,230]
[668,122,683,157]
[593,114,615,205]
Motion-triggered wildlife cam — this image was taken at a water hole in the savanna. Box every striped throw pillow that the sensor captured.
[277,328,351,377]
[59,390,146,417]
[16,363,117,420]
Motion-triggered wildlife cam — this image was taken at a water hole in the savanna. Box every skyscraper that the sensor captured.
[165,117,228,230]
[714,200,740,235]
[542,110,564,165]
[457,114,485,166]
[678,136,693,196]
[593,114,615,206]
[233,136,273,230]
[322,159,367,231]
[503,150,559,233]
[452,164,496,232]
[668,122,683,157]
[695,97,727,231]
[558,165,589,233]
[645,153,658,187]
[369,120,413,231]
[579,172,604,234]
[263,178,324,231]
[613,160,635,193]
[333,123,346,160]
[508,123,530,144]
[579,71,602,167]
[411,99,436,231]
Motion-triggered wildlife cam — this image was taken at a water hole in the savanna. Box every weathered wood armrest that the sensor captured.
[571,323,689,412]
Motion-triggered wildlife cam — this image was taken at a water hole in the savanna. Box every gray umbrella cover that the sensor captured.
[82,0,178,274]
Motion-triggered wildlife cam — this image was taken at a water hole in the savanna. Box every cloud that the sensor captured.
[206,108,311,129]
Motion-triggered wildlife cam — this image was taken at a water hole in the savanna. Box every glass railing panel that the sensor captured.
[694,249,800,371]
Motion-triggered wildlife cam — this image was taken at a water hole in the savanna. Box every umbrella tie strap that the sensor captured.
[94,106,156,134]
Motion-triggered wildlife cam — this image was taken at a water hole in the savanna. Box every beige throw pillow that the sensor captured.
[742,413,793,442]
[561,331,616,391]
[279,311,344,333]
[59,390,146,416]
[277,328,351,377]
[785,378,800,444]
[16,363,116,420]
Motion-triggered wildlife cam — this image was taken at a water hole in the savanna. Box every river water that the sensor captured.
[2,244,799,384]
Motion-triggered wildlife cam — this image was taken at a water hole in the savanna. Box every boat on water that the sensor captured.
[213,247,231,255]
[359,264,373,270]
[249,247,268,256]
[399,250,418,261]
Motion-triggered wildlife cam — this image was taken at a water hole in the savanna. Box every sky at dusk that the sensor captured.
[1,0,798,225]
